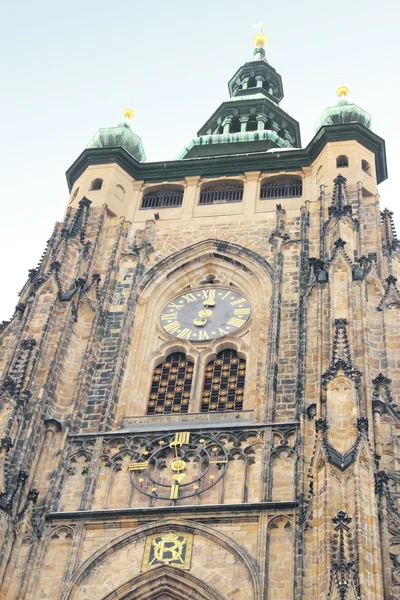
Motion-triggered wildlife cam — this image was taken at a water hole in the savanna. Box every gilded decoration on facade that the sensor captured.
[141,532,193,571]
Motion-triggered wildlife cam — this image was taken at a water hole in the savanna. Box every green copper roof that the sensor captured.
[87,121,146,163]
[178,129,291,159]
[315,99,372,133]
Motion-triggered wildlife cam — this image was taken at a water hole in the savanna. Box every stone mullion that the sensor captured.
[37,431,71,528]
[0,530,22,598]
[264,260,281,422]
[60,522,82,592]
[69,305,104,431]
[17,540,38,600]
[258,512,268,597]
[96,222,135,431]
[377,493,393,597]
[100,247,149,431]
[353,463,384,598]
[11,301,71,509]
[80,437,102,510]
[80,205,107,282]
[319,185,326,263]
[22,524,62,600]
[359,279,373,422]
[263,428,273,502]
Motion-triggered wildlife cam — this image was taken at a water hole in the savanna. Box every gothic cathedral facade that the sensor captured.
[0,34,399,600]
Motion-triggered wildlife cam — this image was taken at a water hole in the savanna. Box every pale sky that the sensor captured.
[0,0,399,320]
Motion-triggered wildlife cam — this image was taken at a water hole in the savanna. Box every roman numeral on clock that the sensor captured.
[234,308,250,316]
[230,297,246,306]
[164,321,181,334]
[177,328,192,340]
[227,317,245,328]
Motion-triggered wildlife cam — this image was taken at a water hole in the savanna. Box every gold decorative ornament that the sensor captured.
[253,23,267,47]
[141,532,193,571]
[123,107,135,120]
[337,85,349,98]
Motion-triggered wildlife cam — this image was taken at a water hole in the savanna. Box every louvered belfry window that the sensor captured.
[201,349,246,412]
[147,353,193,415]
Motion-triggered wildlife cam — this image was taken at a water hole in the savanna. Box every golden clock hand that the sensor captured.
[203,298,216,307]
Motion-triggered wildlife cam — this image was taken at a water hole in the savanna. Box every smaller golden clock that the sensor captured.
[160,287,251,341]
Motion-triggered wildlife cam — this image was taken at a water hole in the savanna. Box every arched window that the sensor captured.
[89,178,103,191]
[115,184,125,200]
[201,349,246,412]
[230,117,241,134]
[141,187,184,209]
[147,352,193,415]
[362,159,371,175]
[336,155,349,168]
[247,77,256,88]
[246,116,257,132]
[260,176,302,199]
[316,166,323,182]
[199,183,244,205]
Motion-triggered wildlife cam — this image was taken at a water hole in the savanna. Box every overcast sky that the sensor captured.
[0,0,399,321]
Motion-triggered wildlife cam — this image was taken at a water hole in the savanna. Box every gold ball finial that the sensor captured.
[253,22,268,47]
[337,85,349,98]
[123,107,135,120]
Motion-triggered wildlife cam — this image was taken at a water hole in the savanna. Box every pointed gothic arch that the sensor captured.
[62,518,259,600]
[101,565,226,600]
[118,238,274,420]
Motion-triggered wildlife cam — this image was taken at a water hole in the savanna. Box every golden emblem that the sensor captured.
[141,532,193,571]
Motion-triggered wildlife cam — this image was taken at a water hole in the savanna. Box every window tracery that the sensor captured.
[201,349,246,412]
[147,352,193,415]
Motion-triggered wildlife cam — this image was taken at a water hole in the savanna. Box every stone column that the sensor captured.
[239,117,248,133]
[183,176,201,218]
[31,419,62,495]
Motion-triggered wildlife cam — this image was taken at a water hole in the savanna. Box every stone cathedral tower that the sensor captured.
[0,29,399,600]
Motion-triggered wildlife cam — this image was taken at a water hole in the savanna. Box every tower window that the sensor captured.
[230,117,241,134]
[246,117,257,132]
[336,155,349,168]
[247,77,256,88]
[260,178,302,199]
[141,188,184,209]
[115,184,125,200]
[199,185,244,205]
[147,352,193,415]
[362,159,371,175]
[201,349,246,412]
[89,178,103,191]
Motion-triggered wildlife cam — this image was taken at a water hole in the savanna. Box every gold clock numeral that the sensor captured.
[164,321,181,334]
[218,327,228,336]
[170,432,190,447]
[234,308,250,315]
[227,317,245,328]
[128,461,149,471]
[202,289,215,299]
[161,312,178,321]
[182,293,196,303]
[170,484,180,499]
[220,291,231,300]
[199,330,209,340]
[167,301,183,311]
[230,297,246,306]
[177,328,192,340]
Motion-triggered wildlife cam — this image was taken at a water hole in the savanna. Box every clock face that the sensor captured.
[160,287,251,341]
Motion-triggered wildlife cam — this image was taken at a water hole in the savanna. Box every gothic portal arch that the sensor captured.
[101,565,226,600]
[118,238,274,421]
[63,518,258,600]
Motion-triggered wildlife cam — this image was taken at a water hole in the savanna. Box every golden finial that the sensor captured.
[337,85,350,98]
[253,22,268,48]
[123,107,135,120]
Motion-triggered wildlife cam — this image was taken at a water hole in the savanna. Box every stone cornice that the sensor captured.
[66,122,387,190]
[46,501,299,521]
